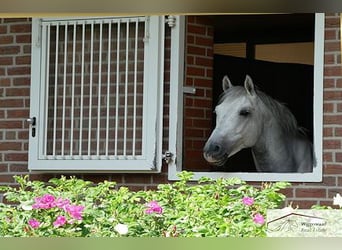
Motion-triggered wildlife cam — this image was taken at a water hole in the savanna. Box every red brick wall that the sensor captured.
[0,18,170,192]
[1,14,342,209]
[284,13,342,208]
[183,16,213,171]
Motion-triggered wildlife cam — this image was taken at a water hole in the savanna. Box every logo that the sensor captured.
[267,209,342,237]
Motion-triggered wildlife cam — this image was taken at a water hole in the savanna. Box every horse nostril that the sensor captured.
[213,144,221,153]
[204,143,222,155]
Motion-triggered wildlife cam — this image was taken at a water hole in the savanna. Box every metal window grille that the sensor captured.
[29,16,164,171]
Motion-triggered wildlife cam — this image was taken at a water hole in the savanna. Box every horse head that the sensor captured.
[203,75,264,166]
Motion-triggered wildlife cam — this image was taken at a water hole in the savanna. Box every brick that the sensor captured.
[187,66,205,77]
[0,174,16,183]
[0,99,24,108]
[18,131,29,140]
[9,164,28,172]
[184,128,204,137]
[0,78,11,85]
[6,109,29,118]
[7,66,30,75]
[295,188,326,198]
[323,139,341,149]
[193,99,212,108]
[324,78,335,88]
[23,45,31,53]
[0,142,22,151]
[195,36,213,47]
[0,26,7,34]
[0,35,13,44]
[323,103,334,113]
[323,115,342,125]
[0,46,20,55]
[0,57,13,65]
[10,24,31,33]
[324,29,337,40]
[29,174,56,182]
[187,35,194,44]
[324,90,342,100]
[82,174,110,184]
[195,57,212,67]
[123,174,152,184]
[4,153,28,162]
[187,46,206,56]
[323,127,333,137]
[336,152,342,162]
[327,188,342,198]
[325,17,340,28]
[185,108,204,117]
[325,164,342,174]
[3,18,29,23]
[193,78,212,87]
[15,56,31,65]
[324,54,335,65]
[0,121,23,129]
[323,152,333,162]
[324,66,342,76]
[187,24,206,35]
[0,164,8,172]
[5,131,16,140]
[5,87,30,96]
[16,34,31,43]
[325,41,341,52]
[286,200,318,209]
[12,77,30,86]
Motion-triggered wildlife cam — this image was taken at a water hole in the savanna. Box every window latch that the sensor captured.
[162,151,173,164]
[26,117,36,137]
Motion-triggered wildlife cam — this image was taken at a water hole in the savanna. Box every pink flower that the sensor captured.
[53,215,67,227]
[145,201,163,214]
[242,197,254,206]
[253,213,265,225]
[28,218,40,229]
[65,204,85,220]
[32,194,56,209]
[53,197,70,209]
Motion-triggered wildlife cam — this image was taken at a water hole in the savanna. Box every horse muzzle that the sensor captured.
[203,142,229,166]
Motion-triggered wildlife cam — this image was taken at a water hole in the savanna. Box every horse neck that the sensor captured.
[251,109,296,172]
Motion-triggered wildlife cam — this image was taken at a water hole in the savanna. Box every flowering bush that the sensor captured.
[0,171,289,237]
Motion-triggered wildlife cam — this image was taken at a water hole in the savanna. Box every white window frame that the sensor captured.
[28,16,165,172]
[168,14,324,182]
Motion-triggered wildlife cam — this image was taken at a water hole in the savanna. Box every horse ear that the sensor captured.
[222,75,233,92]
[244,75,256,96]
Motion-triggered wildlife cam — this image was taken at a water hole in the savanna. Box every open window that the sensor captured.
[28,16,165,172]
[168,14,324,182]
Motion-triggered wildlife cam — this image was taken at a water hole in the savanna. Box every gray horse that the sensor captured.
[203,75,314,173]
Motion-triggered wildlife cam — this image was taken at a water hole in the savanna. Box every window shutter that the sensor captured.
[28,16,165,172]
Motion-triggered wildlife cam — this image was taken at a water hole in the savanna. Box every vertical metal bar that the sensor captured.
[70,23,76,156]
[87,22,94,157]
[123,20,129,156]
[96,22,103,156]
[105,21,112,157]
[52,23,59,157]
[61,23,68,157]
[132,20,138,156]
[79,22,85,156]
[114,20,120,156]
[43,23,51,157]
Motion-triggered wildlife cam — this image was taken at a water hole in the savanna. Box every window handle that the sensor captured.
[26,117,36,137]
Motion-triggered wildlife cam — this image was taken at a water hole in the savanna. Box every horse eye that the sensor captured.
[239,109,250,117]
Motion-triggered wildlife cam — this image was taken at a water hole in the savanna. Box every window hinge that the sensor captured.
[166,15,176,28]
[162,151,173,164]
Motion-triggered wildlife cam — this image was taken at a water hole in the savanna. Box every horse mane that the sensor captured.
[218,86,305,137]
